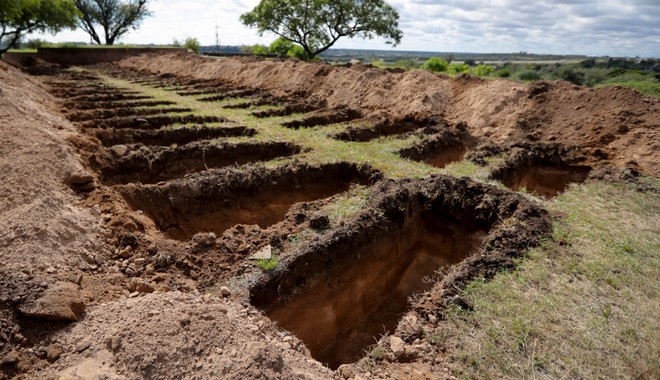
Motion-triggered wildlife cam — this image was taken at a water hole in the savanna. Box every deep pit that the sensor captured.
[494,163,591,198]
[266,214,484,369]
[249,177,539,369]
[118,163,379,240]
[399,131,472,168]
[95,141,300,185]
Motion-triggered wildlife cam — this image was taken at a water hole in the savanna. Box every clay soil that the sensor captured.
[0,53,658,380]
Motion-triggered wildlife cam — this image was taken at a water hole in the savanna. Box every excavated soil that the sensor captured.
[119,53,659,176]
[251,176,551,369]
[118,163,379,241]
[89,125,256,146]
[1,53,658,380]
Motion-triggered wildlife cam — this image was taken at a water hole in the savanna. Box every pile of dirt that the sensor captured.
[120,53,659,176]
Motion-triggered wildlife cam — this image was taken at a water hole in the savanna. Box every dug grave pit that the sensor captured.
[399,128,475,169]
[490,144,592,199]
[93,141,301,185]
[89,125,256,147]
[117,163,380,241]
[282,107,362,129]
[250,176,551,369]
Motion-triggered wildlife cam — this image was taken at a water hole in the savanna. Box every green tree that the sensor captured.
[268,37,308,59]
[74,0,151,45]
[471,64,494,77]
[0,0,78,54]
[241,0,402,61]
[421,57,449,72]
[183,37,200,54]
[448,63,469,74]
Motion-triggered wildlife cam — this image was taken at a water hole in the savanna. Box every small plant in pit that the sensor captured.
[255,253,279,271]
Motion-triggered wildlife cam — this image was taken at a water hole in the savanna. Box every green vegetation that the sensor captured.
[421,57,449,72]
[0,0,78,54]
[74,0,151,45]
[240,0,402,61]
[429,180,660,379]
[173,37,201,54]
[255,254,279,271]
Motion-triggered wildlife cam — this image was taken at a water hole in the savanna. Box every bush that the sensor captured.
[421,57,449,72]
[183,37,201,54]
[392,59,416,69]
[494,68,511,78]
[240,44,268,55]
[516,70,542,81]
[448,63,470,75]
[472,64,494,77]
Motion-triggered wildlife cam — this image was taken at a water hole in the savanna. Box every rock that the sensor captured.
[337,364,356,379]
[220,286,231,297]
[117,246,133,259]
[389,336,405,358]
[136,281,155,294]
[250,245,272,260]
[109,144,129,156]
[66,170,94,186]
[76,340,91,353]
[18,281,85,321]
[46,344,64,362]
[1,351,18,365]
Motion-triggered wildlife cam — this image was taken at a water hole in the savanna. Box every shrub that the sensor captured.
[448,63,470,74]
[517,70,542,81]
[183,37,201,54]
[421,57,449,72]
[472,64,494,77]
[494,68,511,78]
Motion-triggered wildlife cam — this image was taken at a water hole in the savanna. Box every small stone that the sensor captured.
[250,245,272,260]
[136,281,155,294]
[389,336,405,358]
[1,351,18,365]
[118,246,133,259]
[129,291,139,298]
[337,364,355,379]
[147,243,158,254]
[145,265,155,275]
[220,286,231,297]
[90,204,102,216]
[76,340,91,353]
[109,144,129,156]
[46,344,64,362]
[45,267,56,274]
[66,171,94,186]
[427,314,437,324]
[18,281,85,321]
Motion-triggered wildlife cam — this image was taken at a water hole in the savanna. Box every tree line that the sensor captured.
[1,0,402,60]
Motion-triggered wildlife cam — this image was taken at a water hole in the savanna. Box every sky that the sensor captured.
[32,0,660,57]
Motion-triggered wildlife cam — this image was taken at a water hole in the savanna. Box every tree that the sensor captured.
[74,0,151,45]
[240,0,402,61]
[421,57,449,72]
[183,37,200,54]
[0,0,78,54]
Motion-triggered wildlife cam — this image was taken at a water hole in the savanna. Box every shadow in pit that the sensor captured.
[399,127,476,169]
[250,176,552,369]
[490,144,591,199]
[116,163,381,241]
[89,125,256,147]
[93,141,300,185]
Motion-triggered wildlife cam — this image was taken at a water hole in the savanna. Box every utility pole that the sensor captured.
[215,22,221,54]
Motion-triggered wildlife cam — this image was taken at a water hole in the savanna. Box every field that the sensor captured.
[0,53,658,379]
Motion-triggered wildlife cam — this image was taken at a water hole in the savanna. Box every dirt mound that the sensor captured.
[29,292,332,380]
[119,53,659,176]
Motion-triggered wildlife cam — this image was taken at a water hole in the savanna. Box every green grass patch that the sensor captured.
[432,180,660,379]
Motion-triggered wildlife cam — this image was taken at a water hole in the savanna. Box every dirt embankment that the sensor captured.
[120,53,659,176]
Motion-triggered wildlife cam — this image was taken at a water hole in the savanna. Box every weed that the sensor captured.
[255,254,279,271]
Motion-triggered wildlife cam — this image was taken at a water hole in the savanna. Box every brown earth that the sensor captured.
[0,53,658,380]
[120,53,659,176]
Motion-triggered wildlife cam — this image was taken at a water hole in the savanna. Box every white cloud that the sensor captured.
[30,0,660,57]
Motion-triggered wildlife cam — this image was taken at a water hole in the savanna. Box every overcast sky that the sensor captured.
[33,0,660,57]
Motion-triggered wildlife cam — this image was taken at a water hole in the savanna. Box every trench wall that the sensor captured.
[2,48,189,66]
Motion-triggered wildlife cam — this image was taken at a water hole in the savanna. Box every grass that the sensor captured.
[255,254,279,271]
[90,69,659,378]
[428,180,660,379]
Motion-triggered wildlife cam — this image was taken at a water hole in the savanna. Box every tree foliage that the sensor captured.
[0,0,78,54]
[240,0,402,61]
[74,0,151,45]
[421,57,449,72]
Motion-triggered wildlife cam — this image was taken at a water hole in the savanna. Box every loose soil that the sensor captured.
[1,53,657,380]
[90,125,256,146]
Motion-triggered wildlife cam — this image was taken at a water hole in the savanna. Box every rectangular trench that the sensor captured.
[117,163,379,241]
